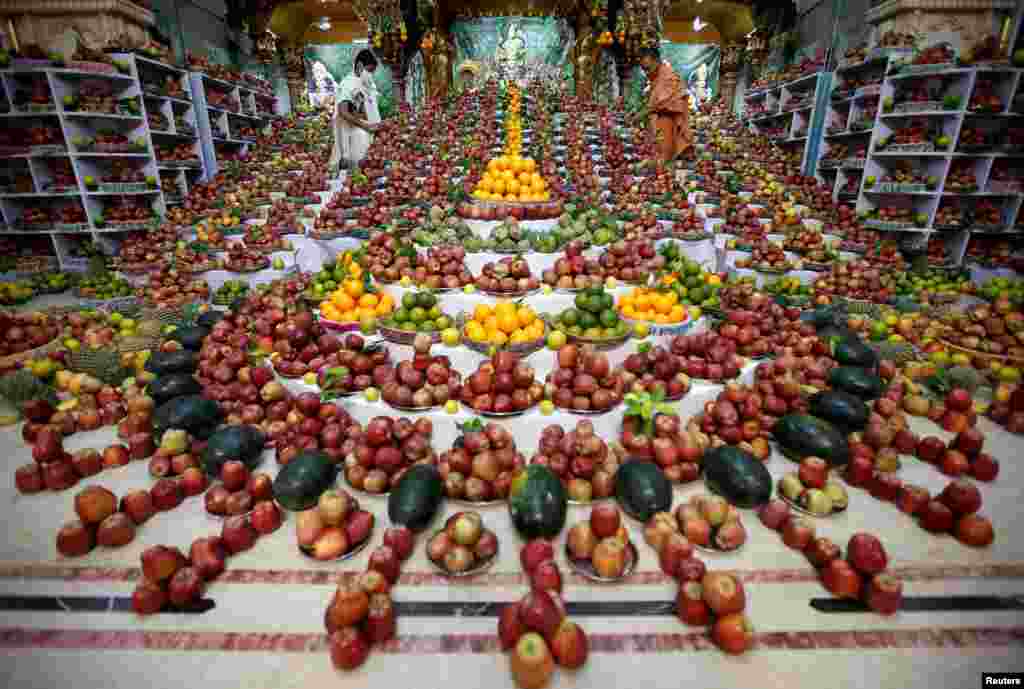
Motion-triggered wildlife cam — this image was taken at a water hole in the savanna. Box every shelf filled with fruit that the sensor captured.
[863,159,941,194]
[222,242,270,273]
[987,159,1024,194]
[970,198,1012,233]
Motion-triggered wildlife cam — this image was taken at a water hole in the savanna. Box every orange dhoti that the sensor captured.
[648,61,694,163]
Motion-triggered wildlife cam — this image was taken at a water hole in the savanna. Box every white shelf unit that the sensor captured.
[189,73,279,177]
[0,60,183,271]
[849,64,1024,266]
[126,53,206,206]
[742,71,831,176]
[818,56,896,206]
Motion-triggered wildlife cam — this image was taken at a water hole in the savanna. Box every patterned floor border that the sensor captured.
[1,562,1022,587]
[0,627,1022,653]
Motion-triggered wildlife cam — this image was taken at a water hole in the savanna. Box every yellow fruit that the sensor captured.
[473,304,492,323]
[547,330,567,350]
[441,327,460,346]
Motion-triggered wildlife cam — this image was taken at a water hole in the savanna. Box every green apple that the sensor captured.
[882,96,894,112]
[865,176,876,187]
[62,95,75,106]
[943,94,961,109]
[83,176,96,187]
[1013,49,1024,68]
[176,240,186,250]
[914,212,928,226]
[926,176,938,188]
[272,257,284,270]
[935,135,951,148]
[145,175,157,186]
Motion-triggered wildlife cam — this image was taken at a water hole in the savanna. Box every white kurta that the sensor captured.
[329,74,381,174]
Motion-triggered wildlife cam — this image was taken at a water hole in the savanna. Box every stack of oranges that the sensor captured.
[464,301,546,347]
[471,85,552,204]
[319,269,395,324]
[473,156,550,203]
[617,287,690,324]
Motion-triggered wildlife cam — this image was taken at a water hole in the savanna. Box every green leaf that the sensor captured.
[459,418,484,434]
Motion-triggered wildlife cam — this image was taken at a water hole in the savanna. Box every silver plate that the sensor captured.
[298,531,373,562]
[385,401,441,413]
[472,404,538,418]
[341,471,392,497]
[478,287,541,299]
[426,531,500,577]
[694,540,745,555]
[777,479,849,518]
[565,540,638,583]
[449,496,507,507]
[553,401,623,416]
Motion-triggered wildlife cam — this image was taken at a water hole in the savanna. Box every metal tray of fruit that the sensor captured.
[426,531,499,577]
[778,480,848,518]
[224,259,270,273]
[564,330,631,352]
[342,471,391,497]
[893,100,941,113]
[674,231,714,242]
[751,264,792,275]
[552,400,623,416]
[377,324,442,346]
[470,403,539,418]
[385,400,441,413]
[299,526,373,562]
[478,286,541,299]
[462,330,545,358]
[565,540,638,583]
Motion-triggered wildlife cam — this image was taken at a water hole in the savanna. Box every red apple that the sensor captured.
[821,559,863,598]
[74,485,117,525]
[141,545,186,582]
[919,500,955,533]
[954,514,994,547]
[499,600,526,650]
[712,613,754,654]
[510,632,555,689]
[676,581,711,626]
[549,619,588,669]
[865,573,903,615]
[55,520,94,557]
[520,539,555,575]
[328,627,370,671]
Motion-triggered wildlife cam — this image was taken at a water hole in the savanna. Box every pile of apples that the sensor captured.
[620,409,707,481]
[313,334,392,396]
[933,301,1024,359]
[532,420,622,502]
[735,240,793,272]
[675,568,754,654]
[618,344,692,399]
[594,240,659,283]
[296,489,375,560]
[409,245,474,290]
[689,383,780,461]
[542,244,611,290]
[223,243,270,273]
[427,511,499,574]
[344,416,434,494]
[754,348,839,396]
[475,256,540,294]
[381,337,461,410]
[945,161,979,192]
[778,458,850,516]
[812,260,896,303]
[566,503,634,576]
[460,351,542,415]
[0,309,61,356]
[203,461,273,519]
[760,504,906,615]
[249,309,330,379]
[714,303,807,358]
[436,420,524,502]
[545,343,624,413]
[499,541,591,684]
[668,333,745,382]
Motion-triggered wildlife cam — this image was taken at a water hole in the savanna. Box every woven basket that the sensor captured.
[66,348,133,385]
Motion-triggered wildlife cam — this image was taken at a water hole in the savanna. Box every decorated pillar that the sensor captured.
[866,0,1017,48]
[718,43,743,114]
[279,42,307,112]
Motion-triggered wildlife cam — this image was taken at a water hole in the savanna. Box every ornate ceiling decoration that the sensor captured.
[261,0,754,45]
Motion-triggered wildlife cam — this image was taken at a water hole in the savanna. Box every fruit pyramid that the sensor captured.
[472,85,552,204]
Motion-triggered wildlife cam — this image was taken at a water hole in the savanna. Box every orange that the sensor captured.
[358,306,376,320]
[485,315,500,333]
[516,306,535,328]
[492,179,506,196]
[507,179,520,195]
[670,305,686,321]
[498,312,519,334]
[474,304,492,323]
[344,280,364,299]
[523,158,536,173]
[359,294,378,308]
[490,330,508,346]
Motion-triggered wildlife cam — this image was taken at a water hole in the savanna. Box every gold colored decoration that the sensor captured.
[279,42,307,110]
[421,27,452,102]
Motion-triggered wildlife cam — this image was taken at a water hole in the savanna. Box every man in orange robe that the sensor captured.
[639,46,694,164]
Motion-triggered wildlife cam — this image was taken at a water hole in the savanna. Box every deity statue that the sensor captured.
[574,30,597,101]
[496,23,527,68]
[422,30,452,102]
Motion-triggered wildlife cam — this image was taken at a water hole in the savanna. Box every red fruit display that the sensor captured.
[436,419,523,502]
[545,344,625,413]
[460,351,542,415]
[618,344,692,399]
[531,420,622,501]
[345,416,433,494]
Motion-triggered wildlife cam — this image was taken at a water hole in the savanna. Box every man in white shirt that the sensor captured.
[329,49,381,177]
